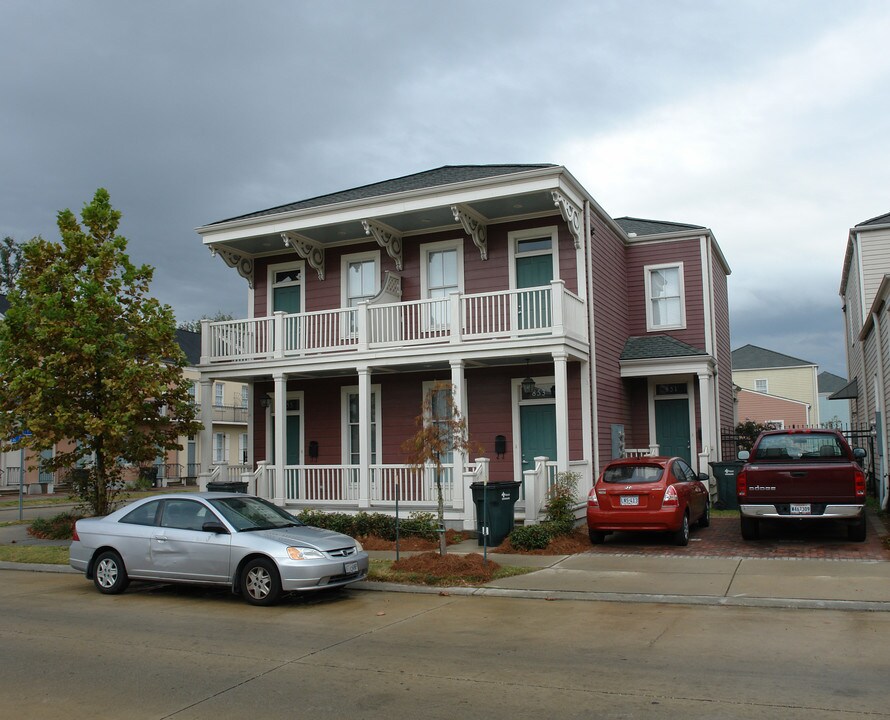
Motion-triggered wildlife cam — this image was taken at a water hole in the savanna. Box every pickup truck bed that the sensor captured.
[736,429,867,541]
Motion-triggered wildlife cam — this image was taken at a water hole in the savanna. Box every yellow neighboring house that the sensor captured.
[732,344,820,427]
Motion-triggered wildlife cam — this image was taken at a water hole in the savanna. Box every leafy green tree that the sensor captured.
[402,382,480,556]
[0,235,24,292]
[0,189,202,515]
[735,419,776,452]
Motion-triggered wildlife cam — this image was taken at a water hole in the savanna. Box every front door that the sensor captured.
[520,404,557,473]
[655,398,691,464]
[516,254,553,331]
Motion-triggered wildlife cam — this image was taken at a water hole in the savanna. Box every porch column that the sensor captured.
[273,372,287,506]
[198,378,214,491]
[553,351,569,474]
[450,359,466,513]
[579,359,593,496]
[697,370,714,483]
[357,365,372,509]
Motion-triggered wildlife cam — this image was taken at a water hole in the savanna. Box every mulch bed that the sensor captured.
[391,551,501,583]
[358,529,466,551]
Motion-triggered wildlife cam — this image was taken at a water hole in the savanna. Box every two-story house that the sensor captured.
[732,344,820,427]
[195,164,733,529]
[839,210,890,509]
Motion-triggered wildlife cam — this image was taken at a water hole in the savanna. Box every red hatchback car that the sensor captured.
[587,456,711,546]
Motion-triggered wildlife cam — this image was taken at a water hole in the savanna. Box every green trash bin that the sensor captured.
[709,462,743,510]
[470,480,521,547]
[206,481,249,494]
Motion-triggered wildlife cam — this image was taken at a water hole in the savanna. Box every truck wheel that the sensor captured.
[673,512,690,546]
[740,517,759,541]
[848,516,867,542]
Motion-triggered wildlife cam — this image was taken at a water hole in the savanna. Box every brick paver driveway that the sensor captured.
[584,511,890,560]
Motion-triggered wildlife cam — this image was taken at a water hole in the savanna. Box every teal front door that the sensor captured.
[655,398,691,463]
[271,415,301,465]
[516,254,552,330]
[520,404,557,473]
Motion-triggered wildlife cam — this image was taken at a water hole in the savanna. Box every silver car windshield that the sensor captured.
[209,497,304,532]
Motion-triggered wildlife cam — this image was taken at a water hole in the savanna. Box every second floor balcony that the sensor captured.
[201,280,587,366]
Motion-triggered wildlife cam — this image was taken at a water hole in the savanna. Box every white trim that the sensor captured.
[754,378,769,394]
[700,237,714,356]
[267,390,305,465]
[341,384,382,465]
[648,377,697,463]
[508,225,560,290]
[266,259,305,316]
[340,249,380,308]
[512,375,556,482]
[644,262,686,332]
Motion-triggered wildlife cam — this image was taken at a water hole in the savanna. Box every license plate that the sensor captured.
[344,561,359,574]
[790,503,811,515]
[619,495,639,506]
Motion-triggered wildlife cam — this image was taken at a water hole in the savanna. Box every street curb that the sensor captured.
[0,562,78,574]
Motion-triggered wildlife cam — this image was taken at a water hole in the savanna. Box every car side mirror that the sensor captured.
[202,521,229,534]
[698,472,709,481]
[853,447,867,460]
[738,450,750,461]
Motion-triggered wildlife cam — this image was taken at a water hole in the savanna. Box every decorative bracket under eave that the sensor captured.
[552,191,583,249]
[451,204,488,260]
[281,231,325,280]
[210,247,254,289]
[361,219,403,270]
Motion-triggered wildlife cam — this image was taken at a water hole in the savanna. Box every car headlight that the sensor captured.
[286,547,326,561]
[354,540,363,552]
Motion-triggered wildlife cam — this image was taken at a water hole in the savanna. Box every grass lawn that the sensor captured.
[0,545,69,565]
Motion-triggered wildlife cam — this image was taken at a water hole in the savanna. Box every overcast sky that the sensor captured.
[2,1,889,377]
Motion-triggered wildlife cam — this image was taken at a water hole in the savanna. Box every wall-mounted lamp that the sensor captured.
[258,395,272,409]
[495,435,507,459]
[521,360,536,396]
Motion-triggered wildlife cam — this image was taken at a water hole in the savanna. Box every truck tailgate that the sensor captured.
[745,462,859,503]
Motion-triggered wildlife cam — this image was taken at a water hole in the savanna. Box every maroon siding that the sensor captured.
[711,247,734,440]
[625,238,706,348]
[590,212,632,467]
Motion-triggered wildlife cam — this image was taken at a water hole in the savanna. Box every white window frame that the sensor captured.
[422,380,455,463]
[341,384,382,466]
[507,225,559,291]
[239,433,249,464]
[240,385,248,408]
[340,250,380,309]
[755,378,769,394]
[766,419,785,429]
[214,383,224,407]
[266,260,305,316]
[213,433,227,463]
[645,262,686,331]
[420,239,464,330]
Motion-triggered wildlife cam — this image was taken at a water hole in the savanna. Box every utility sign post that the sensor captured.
[10,430,32,521]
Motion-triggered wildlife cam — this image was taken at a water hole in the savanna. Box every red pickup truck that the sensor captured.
[736,429,868,542]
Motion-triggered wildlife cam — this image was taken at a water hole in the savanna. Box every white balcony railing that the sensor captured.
[202,281,586,364]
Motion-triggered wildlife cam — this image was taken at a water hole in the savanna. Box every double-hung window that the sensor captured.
[421,241,463,329]
[645,263,685,331]
[342,386,380,466]
[214,433,227,463]
[214,383,224,407]
[342,251,379,335]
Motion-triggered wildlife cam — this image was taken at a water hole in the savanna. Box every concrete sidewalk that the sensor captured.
[5,517,890,611]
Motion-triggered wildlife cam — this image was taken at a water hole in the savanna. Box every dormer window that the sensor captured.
[645,263,685,331]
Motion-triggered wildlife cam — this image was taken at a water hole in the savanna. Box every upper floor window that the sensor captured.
[240,386,248,408]
[342,251,379,308]
[214,383,224,407]
[645,263,685,331]
[421,240,463,328]
[755,379,769,394]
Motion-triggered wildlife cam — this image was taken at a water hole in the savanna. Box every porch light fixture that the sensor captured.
[258,395,272,409]
[521,360,536,396]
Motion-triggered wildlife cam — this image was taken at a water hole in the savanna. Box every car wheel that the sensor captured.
[92,550,130,595]
[848,516,867,542]
[241,557,282,606]
[698,501,711,528]
[588,529,606,544]
[673,512,690,546]
[740,517,760,541]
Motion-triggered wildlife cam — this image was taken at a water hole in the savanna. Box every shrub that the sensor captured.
[508,524,552,550]
[544,471,579,536]
[368,513,397,541]
[28,512,82,540]
[399,511,438,541]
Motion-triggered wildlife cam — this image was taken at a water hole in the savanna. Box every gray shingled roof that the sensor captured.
[614,217,706,237]
[731,344,815,370]
[818,371,848,394]
[210,164,557,225]
[621,335,708,360]
[856,211,890,227]
[176,329,201,366]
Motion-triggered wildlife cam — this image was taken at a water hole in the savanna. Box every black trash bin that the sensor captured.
[470,480,522,547]
[206,481,249,494]
[709,462,744,510]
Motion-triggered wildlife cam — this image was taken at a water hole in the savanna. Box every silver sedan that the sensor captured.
[69,493,369,605]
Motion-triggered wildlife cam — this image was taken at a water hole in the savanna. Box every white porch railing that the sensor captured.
[202,281,587,363]
[622,445,659,458]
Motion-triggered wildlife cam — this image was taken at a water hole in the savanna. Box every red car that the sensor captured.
[587,456,711,546]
